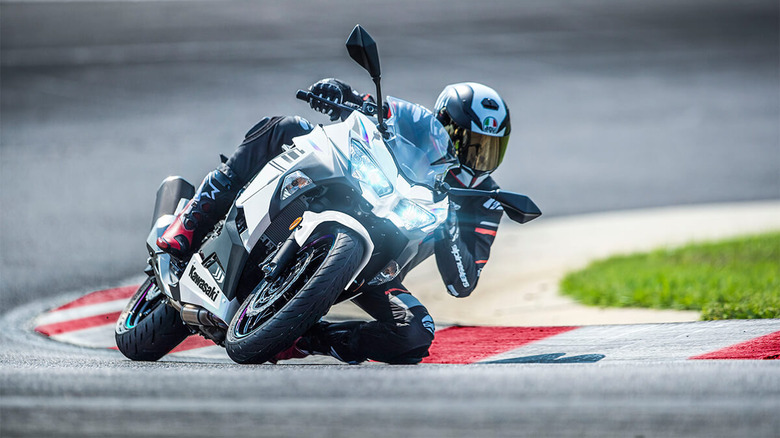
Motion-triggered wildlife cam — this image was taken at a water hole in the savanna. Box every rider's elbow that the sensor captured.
[445,279,477,298]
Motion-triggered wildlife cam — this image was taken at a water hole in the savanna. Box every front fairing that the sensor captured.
[232,109,449,285]
[320,111,450,237]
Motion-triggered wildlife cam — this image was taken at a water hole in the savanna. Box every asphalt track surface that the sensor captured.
[1,0,779,436]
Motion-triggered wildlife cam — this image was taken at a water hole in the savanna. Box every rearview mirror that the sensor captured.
[494,191,542,224]
[346,25,381,79]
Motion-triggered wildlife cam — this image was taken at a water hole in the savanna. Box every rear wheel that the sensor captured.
[115,277,190,361]
[226,227,364,364]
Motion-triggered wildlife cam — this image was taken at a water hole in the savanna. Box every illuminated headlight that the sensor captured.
[281,170,313,200]
[350,139,392,197]
[393,199,437,230]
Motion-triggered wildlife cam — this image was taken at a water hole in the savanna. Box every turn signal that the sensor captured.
[281,171,313,200]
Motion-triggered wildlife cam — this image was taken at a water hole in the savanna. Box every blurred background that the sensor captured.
[1,0,778,309]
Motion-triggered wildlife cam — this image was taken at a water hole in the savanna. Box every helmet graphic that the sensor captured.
[434,82,511,187]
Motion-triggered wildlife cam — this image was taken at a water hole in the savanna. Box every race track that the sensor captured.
[3,291,779,437]
[1,0,779,436]
[26,286,780,364]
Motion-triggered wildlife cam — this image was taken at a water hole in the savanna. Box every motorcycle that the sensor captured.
[115,25,541,364]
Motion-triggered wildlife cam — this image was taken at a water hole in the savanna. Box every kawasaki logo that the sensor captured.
[189,266,219,302]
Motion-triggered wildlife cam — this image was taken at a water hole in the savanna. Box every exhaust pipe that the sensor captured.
[180,304,226,328]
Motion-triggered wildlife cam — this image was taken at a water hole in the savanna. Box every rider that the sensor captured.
[156,79,511,364]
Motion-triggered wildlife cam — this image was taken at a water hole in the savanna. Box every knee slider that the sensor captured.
[385,318,434,364]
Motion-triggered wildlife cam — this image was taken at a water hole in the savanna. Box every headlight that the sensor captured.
[350,139,393,197]
[281,170,313,200]
[393,199,437,230]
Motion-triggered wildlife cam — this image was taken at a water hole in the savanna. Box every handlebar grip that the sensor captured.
[296,90,311,102]
[296,88,365,117]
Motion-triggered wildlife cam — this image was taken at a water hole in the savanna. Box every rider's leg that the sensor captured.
[274,279,436,364]
[156,164,241,258]
[157,116,313,258]
[226,115,313,183]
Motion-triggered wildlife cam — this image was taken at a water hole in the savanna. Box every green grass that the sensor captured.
[560,232,780,320]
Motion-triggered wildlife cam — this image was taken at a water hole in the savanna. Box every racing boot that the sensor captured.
[269,322,332,363]
[268,338,310,363]
[269,321,365,364]
[156,165,241,258]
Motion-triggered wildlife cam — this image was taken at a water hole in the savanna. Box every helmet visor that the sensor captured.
[461,131,510,173]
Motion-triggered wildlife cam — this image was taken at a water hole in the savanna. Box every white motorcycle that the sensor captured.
[115,25,541,364]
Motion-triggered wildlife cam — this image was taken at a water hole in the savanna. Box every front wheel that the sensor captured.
[115,277,190,361]
[225,227,365,364]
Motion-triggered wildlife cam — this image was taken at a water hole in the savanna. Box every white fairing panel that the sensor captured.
[291,210,374,285]
[232,110,449,283]
[179,253,240,323]
[236,125,352,252]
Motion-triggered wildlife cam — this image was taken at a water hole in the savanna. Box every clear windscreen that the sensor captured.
[384,96,458,187]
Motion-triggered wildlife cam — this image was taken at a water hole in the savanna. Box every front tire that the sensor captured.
[115,277,190,361]
[226,227,364,364]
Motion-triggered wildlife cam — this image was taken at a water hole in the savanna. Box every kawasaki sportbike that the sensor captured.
[115,25,541,364]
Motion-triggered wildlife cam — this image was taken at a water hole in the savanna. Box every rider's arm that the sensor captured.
[433,194,503,298]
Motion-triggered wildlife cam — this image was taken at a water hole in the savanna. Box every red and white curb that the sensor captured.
[33,286,780,364]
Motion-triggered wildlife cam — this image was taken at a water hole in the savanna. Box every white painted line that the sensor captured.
[168,345,229,360]
[481,320,780,363]
[50,323,117,349]
[34,299,128,326]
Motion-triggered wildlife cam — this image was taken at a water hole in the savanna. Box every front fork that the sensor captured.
[261,236,300,281]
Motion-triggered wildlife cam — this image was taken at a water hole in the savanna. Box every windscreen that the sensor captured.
[384,96,458,187]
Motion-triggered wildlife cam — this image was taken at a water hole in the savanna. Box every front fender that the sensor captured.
[292,210,374,285]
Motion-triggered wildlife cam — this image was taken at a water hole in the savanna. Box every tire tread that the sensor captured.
[226,228,364,364]
[115,281,191,361]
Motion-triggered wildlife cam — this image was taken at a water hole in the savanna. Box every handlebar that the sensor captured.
[296,89,377,117]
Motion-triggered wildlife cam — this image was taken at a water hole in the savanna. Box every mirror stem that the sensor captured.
[372,77,388,138]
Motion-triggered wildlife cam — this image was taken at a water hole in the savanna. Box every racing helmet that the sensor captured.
[434,82,511,187]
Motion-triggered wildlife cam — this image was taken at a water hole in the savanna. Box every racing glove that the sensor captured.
[308,78,368,121]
